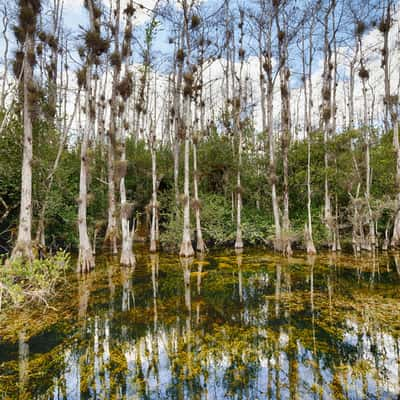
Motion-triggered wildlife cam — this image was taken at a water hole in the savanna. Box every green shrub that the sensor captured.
[0,251,70,310]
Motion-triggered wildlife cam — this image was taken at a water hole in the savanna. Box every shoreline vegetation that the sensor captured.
[0,251,69,311]
[0,0,400,303]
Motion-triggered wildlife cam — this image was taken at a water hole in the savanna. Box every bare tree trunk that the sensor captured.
[77,0,105,272]
[382,2,400,247]
[268,78,281,251]
[263,10,281,251]
[179,3,194,257]
[193,139,205,252]
[119,150,135,266]
[392,118,400,246]
[348,47,358,130]
[359,34,375,251]
[11,13,36,262]
[275,8,292,256]
[119,3,135,266]
[104,0,121,255]
[77,66,95,273]
[173,47,183,203]
[0,6,9,109]
[303,25,316,255]
[180,124,194,256]
[150,143,158,253]
[321,3,334,250]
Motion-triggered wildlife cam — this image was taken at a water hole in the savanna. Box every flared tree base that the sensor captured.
[391,211,400,248]
[306,240,317,255]
[10,240,34,263]
[77,247,95,273]
[196,237,206,253]
[180,239,194,257]
[120,242,135,267]
[149,239,157,253]
[234,230,243,250]
[104,228,118,255]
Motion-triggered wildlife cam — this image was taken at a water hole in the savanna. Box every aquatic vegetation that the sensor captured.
[0,251,399,399]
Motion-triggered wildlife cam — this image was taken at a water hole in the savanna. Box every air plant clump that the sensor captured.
[110,51,121,69]
[117,72,133,100]
[46,61,56,80]
[263,59,272,73]
[115,160,128,180]
[378,18,390,33]
[47,35,58,50]
[84,30,110,57]
[135,103,143,113]
[322,87,330,101]
[176,48,185,63]
[36,44,43,56]
[92,5,102,19]
[322,107,331,121]
[183,72,194,97]
[13,26,25,43]
[13,51,25,77]
[191,199,202,211]
[191,15,201,29]
[38,30,47,42]
[27,80,40,104]
[78,46,86,59]
[76,67,87,88]
[356,21,366,36]
[358,66,369,80]
[233,97,241,111]
[19,1,41,34]
[124,2,136,17]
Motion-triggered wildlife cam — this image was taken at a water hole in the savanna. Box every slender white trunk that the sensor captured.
[1,8,9,109]
[193,141,205,252]
[304,25,316,255]
[235,132,243,249]
[119,145,135,266]
[104,0,121,255]
[77,67,95,273]
[11,34,34,261]
[180,127,194,257]
[150,147,158,253]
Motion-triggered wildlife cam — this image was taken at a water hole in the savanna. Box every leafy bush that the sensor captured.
[0,251,70,310]
[159,192,276,250]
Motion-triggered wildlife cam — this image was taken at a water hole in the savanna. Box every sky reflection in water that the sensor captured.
[1,250,400,399]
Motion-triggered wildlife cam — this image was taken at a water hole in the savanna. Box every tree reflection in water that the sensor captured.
[0,251,400,399]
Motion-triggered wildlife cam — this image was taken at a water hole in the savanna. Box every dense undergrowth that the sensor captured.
[0,251,70,310]
[0,110,397,254]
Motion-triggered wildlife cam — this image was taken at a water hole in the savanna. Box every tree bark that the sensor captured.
[77,66,95,273]
[104,0,121,255]
[11,22,35,262]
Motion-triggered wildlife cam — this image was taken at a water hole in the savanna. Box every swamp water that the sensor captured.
[1,249,400,399]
